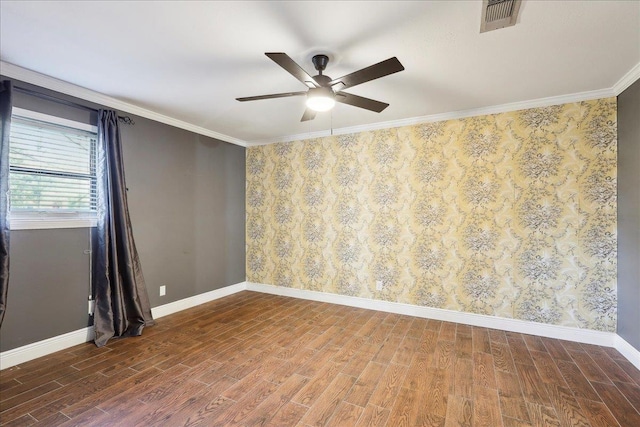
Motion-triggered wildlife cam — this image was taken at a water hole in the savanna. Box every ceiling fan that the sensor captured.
[236,52,405,122]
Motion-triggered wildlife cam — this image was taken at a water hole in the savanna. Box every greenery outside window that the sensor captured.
[9,108,98,229]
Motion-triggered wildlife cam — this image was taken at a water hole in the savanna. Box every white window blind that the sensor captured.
[8,111,98,228]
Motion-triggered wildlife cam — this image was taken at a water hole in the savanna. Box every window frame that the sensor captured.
[9,107,99,230]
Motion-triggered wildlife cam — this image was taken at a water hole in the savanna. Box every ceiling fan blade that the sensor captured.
[301,108,316,122]
[335,92,389,113]
[266,52,319,89]
[330,57,404,90]
[236,91,307,102]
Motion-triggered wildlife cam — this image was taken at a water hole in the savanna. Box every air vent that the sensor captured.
[480,0,522,33]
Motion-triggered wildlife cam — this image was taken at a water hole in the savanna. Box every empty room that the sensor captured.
[0,1,639,426]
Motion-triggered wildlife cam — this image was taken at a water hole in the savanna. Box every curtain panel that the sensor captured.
[0,80,12,328]
[93,110,154,347]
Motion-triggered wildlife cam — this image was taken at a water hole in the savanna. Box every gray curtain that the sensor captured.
[93,109,154,347]
[0,80,12,328]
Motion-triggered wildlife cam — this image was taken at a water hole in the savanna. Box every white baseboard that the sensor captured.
[0,281,247,370]
[246,282,619,348]
[614,334,640,370]
[151,281,247,319]
[3,281,638,372]
[0,327,95,370]
[248,282,640,369]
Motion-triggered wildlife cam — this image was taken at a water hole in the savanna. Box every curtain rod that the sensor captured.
[14,86,135,125]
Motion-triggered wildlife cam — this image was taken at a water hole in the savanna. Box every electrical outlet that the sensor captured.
[159,285,166,296]
[376,280,383,291]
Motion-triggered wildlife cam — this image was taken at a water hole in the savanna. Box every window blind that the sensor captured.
[9,116,97,212]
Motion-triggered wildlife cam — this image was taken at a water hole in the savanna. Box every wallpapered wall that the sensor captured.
[246,98,617,332]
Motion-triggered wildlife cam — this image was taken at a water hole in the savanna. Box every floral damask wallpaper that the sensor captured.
[246,98,617,332]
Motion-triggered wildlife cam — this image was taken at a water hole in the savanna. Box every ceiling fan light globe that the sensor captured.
[306,87,336,112]
[306,96,335,112]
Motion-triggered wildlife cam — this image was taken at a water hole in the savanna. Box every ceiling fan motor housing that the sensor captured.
[313,74,332,87]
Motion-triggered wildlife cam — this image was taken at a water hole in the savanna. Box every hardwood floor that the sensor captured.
[1,291,639,426]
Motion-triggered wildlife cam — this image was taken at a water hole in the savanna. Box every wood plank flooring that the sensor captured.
[1,291,639,426]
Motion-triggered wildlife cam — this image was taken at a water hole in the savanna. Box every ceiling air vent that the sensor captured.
[480,0,522,33]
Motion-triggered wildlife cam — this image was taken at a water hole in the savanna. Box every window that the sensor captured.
[8,108,99,229]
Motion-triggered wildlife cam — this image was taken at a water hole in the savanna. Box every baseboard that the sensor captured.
[151,281,247,319]
[0,327,95,370]
[3,281,637,372]
[614,335,640,370]
[0,281,247,370]
[246,282,618,348]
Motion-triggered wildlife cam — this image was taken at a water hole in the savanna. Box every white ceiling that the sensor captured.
[1,1,639,145]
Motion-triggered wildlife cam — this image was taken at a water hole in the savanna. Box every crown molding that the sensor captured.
[613,61,640,96]
[250,87,616,145]
[4,59,636,149]
[0,61,247,147]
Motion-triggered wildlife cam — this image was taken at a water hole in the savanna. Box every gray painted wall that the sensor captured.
[120,116,246,307]
[0,229,92,351]
[617,79,640,351]
[0,78,245,352]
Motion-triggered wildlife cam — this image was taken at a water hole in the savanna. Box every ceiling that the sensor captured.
[1,1,639,145]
